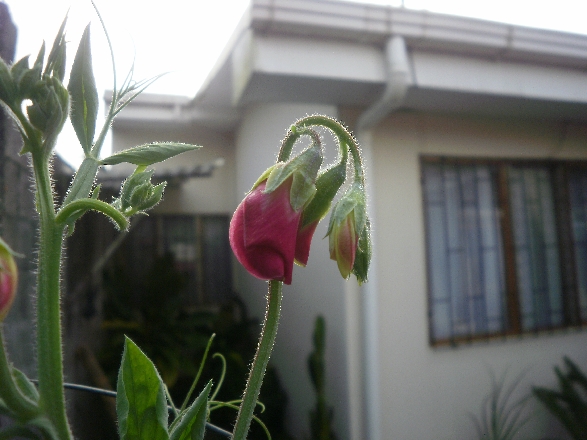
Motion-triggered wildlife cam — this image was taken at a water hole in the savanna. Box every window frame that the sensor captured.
[421,156,587,346]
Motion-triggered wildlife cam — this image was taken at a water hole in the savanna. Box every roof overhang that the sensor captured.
[112,0,587,131]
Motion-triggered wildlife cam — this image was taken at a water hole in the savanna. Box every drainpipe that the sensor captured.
[355,35,412,440]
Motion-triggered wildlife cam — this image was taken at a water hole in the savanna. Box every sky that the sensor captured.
[4,0,587,166]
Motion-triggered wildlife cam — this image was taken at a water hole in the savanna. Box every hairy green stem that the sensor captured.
[0,329,39,419]
[55,198,128,231]
[296,115,364,184]
[32,154,72,440]
[232,280,283,440]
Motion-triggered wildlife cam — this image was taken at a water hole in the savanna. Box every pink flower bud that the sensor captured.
[294,220,319,267]
[0,238,17,322]
[329,212,358,279]
[230,178,301,285]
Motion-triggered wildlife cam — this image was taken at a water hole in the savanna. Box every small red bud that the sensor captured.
[0,238,17,322]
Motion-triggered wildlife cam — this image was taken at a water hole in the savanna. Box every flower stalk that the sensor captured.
[232,280,283,440]
[32,152,72,440]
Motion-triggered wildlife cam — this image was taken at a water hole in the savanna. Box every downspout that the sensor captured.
[355,35,412,440]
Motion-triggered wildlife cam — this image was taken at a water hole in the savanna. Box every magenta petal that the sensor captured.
[229,179,301,284]
[294,220,319,266]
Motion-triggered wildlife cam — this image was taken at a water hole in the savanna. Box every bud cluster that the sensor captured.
[229,116,371,285]
[0,20,69,156]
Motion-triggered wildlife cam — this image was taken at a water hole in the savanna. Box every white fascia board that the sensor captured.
[253,34,384,83]
[412,52,587,103]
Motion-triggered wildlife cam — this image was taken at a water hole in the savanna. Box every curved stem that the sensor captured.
[232,280,283,440]
[32,153,72,440]
[55,198,128,231]
[0,329,39,419]
[295,115,364,184]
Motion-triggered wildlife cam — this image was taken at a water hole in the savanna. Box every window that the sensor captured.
[421,157,587,345]
[114,214,232,307]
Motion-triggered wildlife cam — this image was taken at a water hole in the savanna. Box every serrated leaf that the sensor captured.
[117,337,169,440]
[68,24,98,155]
[100,143,201,166]
[169,382,211,440]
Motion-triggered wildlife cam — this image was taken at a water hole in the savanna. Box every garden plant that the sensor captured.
[0,9,370,440]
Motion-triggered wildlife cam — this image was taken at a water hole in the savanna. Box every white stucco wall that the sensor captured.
[368,111,587,440]
[234,103,355,440]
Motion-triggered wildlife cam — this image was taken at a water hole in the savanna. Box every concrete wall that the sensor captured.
[368,111,587,440]
[234,103,354,439]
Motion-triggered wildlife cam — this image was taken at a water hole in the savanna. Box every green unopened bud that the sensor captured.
[0,238,18,322]
[26,77,68,140]
[115,169,166,215]
[326,183,369,281]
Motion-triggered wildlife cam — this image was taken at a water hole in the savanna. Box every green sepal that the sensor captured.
[169,381,211,440]
[0,59,16,105]
[300,161,346,229]
[117,337,169,440]
[118,169,153,211]
[44,15,67,81]
[352,218,371,284]
[264,140,323,212]
[11,367,39,404]
[250,164,279,191]
[326,183,366,237]
[68,24,98,155]
[100,143,201,166]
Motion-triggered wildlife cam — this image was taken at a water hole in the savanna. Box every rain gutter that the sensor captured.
[355,34,412,440]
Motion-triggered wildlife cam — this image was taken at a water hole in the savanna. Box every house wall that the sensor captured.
[369,111,587,440]
[111,124,236,215]
[234,103,355,440]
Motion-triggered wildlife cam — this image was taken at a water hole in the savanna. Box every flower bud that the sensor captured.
[329,210,358,279]
[0,238,18,322]
[230,178,300,284]
[114,169,166,215]
[230,141,323,284]
[326,183,369,280]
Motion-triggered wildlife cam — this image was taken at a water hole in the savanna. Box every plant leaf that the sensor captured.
[117,337,169,440]
[11,367,39,403]
[100,143,201,166]
[68,24,98,155]
[169,381,211,440]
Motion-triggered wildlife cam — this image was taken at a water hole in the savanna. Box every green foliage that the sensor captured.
[100,252,291,439]
[169,381,211,440]
[469,369,531,440]
[101,143,202,166]
[68,24,99,155]
[116,338,170,440]
[533,356,587,439]
[307,316,337,440]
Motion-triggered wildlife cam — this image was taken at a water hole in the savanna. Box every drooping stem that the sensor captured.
[32,153,72,440]
[232,280,283,440]
[295,114,364,184]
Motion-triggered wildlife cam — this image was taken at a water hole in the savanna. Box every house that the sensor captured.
[110,0,587,438]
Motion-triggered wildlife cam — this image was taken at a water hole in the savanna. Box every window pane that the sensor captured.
[508,167,563,330]
[569,169,587,321]
[423,162,506,341]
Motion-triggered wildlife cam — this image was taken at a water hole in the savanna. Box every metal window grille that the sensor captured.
[422,158,587,345]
